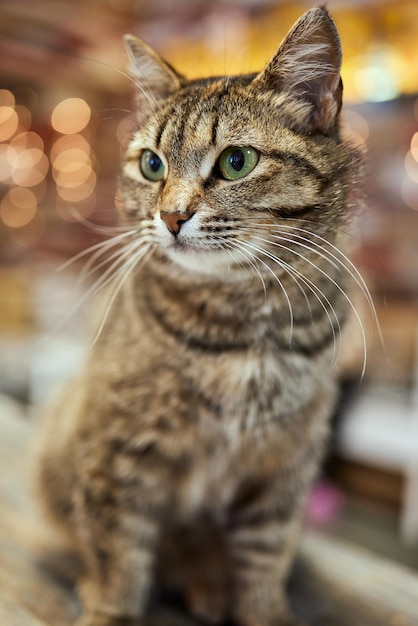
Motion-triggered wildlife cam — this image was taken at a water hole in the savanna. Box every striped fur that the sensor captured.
[35,7,361,626]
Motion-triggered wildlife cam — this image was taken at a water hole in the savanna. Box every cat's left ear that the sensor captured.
[253,7,343,133]
[124,35,185,117]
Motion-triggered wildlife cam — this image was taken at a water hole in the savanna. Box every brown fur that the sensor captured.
[35,7,361,626]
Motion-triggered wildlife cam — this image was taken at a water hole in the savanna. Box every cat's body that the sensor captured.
[36,8,361,626]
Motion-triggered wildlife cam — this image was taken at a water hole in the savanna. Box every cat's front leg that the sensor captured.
[226,506,306,626]
[71,471,161,626]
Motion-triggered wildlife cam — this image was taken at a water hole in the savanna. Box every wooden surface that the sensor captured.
[1,397,418,626]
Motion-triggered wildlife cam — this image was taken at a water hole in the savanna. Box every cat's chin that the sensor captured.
[162,245,249,280]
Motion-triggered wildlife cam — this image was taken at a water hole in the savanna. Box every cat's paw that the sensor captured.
[185,581,228,624]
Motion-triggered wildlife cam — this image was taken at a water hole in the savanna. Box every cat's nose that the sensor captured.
[160,210,194,236]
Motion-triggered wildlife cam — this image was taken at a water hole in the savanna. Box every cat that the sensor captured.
[35,6,363,626]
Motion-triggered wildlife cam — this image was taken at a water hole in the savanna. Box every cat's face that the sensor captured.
[120,8,357,278]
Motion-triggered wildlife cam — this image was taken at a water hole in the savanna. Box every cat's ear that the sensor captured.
[254,7,342,133]
[124,35,184,116]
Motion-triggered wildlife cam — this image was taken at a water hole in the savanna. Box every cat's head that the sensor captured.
[120,7,357,278]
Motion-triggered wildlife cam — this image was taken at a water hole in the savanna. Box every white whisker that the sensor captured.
[78,235,151,287]
[241,227,315,315]
[237,237,341,367]
[275,223,384,348]
[99,107,135,116]
[77,240,134,286]
[223,240,268,300]
[68,211,136,235]
[91,244,154,345]
[270,230,341,272]
[274,256,342,369]
[57,229,139,273]
[84,237,150,299]
[46,237,152,341]
[237,240,295,344]
[247,217,383,350]
[253,233,368,379]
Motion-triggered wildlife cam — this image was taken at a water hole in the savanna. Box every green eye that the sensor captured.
[217,146,259,181]
[140,149,165,181]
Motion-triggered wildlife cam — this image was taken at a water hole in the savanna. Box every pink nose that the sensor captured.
[160,210,193,235]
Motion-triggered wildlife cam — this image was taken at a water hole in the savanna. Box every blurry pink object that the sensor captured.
[305,481,345,526]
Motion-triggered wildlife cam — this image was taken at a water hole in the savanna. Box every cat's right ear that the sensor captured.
[124,35,184,118]
[253,7,343,133]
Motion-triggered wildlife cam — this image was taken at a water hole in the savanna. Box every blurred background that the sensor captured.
[1,0,418,568]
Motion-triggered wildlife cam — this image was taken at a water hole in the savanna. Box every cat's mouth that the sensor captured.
[163,236,241,276]
[171,236,194,250]
[171,237,224,262]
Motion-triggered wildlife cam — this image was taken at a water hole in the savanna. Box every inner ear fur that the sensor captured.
[253,6,343,133]
[124,34,185,119]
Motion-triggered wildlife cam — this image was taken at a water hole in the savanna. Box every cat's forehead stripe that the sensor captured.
[155,108,172,149]
[155,98,187,150]
[155,80,230,154]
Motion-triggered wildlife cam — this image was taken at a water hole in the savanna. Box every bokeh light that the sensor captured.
[410,132,418,162]
[0,144,13,182]
[0,89,53,246]
[10,146,49,187]
[56,172,97,201]
[54,165,95,189]
[11,130,44,152]
[0,187,38,228]
[0,106,19,141]
[15,105,32,131]
[0,89,15,107]
[401,177,418,211]
[50,133,91,161]
[50,123,97,213]
[51,98,91,134]
[351,45,404,103]
[404,150,418,184]
[52,148,93,193]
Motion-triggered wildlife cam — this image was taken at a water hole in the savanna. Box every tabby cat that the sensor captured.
[36,7,362,626]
